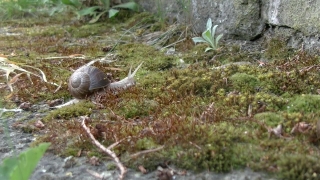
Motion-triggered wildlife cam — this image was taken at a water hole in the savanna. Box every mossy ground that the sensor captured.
[1,12,320,180]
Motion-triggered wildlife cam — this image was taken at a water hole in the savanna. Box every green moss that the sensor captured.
[139,70,169,98]
[166,68,216,97]
[43,101,95,122]
[252,92,288,112]
[264,38,291,59]
[62,147,80,157]
[230,73,260,93]
[254,112,285,127]
[118,99,158,119]
[116,43,175,71]
[136,137,158,150]
[166,122,251,173]
[66,23,111,38]
[277,155,320,180]
[287,95,320,113]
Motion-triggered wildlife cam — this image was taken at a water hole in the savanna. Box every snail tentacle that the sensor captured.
[108,62,143,90]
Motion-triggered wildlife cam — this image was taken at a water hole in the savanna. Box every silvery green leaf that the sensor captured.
[205,47,213,52]
[202,29,214,48]
[206,18,212,30]
[215,34,223,47]
[112,2,139,11]
[77,6,99,17]
[89,9,108,23]
[109,9,119,18]
[61,0,81,8]
[192,37,207,44]
[211,25,218,41]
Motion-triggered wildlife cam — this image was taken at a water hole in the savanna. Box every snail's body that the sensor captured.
[54,63,142,108]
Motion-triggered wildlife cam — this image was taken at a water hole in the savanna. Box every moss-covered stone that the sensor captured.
[118,99,158,119]
[287,95,320,114]
[136,137,158,150]
[43,101,95,122]
[277,155,320,180]
[254,112,284,127]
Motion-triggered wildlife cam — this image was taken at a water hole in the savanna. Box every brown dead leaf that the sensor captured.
[10,51,16,56]
[34,120,45,129]
[291,122,312,134]
[138,165,147,174]
[0,54,8,58]
[177,170,187,176]
[156,166,174,180]
[47,99,64,107]
[19,101,32,111]
[77,149,82,157]
[269,124,282,138]
[102,45,113,52]
[88,156,100,166]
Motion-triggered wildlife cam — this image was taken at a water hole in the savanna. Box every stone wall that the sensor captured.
[134,0,320,52]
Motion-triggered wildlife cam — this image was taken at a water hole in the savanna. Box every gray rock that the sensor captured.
[135,0,320,53]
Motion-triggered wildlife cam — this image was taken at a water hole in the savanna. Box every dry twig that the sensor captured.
[80,116,127,180]
[130,145,165,159]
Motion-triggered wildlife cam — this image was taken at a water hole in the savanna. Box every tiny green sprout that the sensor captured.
[192,18,223,52]
[62,0,139,23]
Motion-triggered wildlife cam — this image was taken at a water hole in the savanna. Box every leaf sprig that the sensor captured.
[192,18,223,52]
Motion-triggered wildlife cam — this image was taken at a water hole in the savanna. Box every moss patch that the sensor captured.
[287,95,320,113]
[230,73,260,93]
[43,101,95,122]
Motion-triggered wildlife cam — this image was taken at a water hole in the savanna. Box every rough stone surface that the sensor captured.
[136,0,265,40]
[261,0,320,36]
[135,0,320,53]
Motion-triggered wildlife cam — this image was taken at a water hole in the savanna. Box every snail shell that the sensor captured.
[68,66,110,99]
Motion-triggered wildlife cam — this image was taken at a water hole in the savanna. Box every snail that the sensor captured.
[54,62,143,108]
[68,65,110,99]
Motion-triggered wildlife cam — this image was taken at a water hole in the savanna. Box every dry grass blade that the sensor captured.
[22,64,59,86]
[0,56,58,91]
[8,72,25,91]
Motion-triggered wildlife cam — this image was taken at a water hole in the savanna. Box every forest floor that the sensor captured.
[1,12,320,180]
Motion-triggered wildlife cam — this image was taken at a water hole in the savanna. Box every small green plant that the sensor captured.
[62,0,139,23]
[192,18,223,52]
[0,0,56,19]
[0,143,50,180]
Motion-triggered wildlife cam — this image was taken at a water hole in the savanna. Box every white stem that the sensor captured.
[53,99,80,109]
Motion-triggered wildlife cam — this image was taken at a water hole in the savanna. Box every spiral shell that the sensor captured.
[68,66,110,99]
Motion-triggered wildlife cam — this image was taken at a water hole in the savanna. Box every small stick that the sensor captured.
[189,141,201,150]
[130,145,164,159]
[81,116,127,180]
